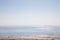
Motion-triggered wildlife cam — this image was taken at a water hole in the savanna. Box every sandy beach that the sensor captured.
[0,36,60,40]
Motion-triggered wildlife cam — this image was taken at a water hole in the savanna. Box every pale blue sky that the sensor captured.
[0,0,60,26]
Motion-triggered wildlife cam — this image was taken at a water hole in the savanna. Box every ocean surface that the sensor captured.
[0,26,60,36]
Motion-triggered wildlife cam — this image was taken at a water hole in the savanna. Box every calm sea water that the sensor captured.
[0,26,60,36]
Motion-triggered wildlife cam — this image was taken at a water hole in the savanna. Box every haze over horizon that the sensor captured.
[0,0,60,26]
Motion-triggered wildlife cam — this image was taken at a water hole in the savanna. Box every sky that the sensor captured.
[0,0,60,26]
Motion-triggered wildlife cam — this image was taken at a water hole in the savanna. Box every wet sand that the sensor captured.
[0,36,60,40]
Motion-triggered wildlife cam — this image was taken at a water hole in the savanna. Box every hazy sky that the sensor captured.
[0,0,60,26]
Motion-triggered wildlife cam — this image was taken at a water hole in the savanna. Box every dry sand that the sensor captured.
[0,36,60,40]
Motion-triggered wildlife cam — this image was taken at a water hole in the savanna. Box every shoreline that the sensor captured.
[0,36,60,40]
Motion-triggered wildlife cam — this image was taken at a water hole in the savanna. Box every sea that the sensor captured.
[0,26,60,36]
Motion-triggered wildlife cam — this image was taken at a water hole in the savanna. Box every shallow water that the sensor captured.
[0,26,60,36]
